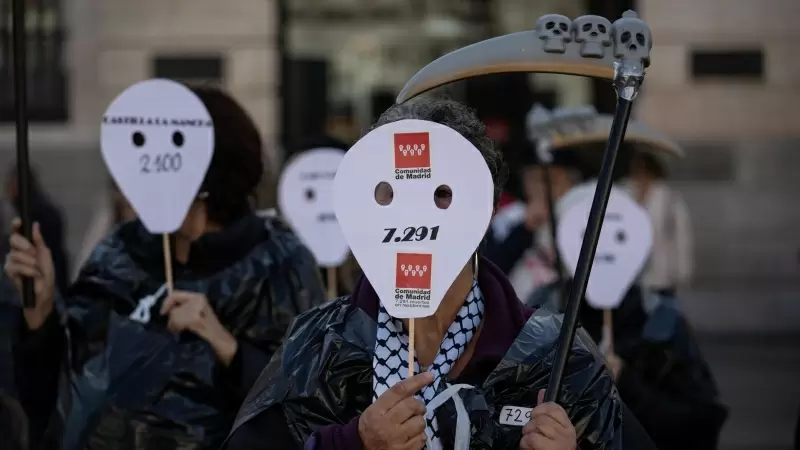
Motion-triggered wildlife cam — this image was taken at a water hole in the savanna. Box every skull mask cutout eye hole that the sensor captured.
[434,185,452,210]
[132,131,145,147]
[374,181,393,206]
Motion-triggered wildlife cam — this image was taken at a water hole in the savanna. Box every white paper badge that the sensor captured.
[278,147,349,267]
[556,188,653,309]
[334,119,494,318]
[101,79,214,234]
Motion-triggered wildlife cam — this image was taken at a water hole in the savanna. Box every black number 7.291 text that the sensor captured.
[382,226,440,243]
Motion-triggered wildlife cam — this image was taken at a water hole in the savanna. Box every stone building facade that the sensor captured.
[638,0,800,333]
[0,0,278,273]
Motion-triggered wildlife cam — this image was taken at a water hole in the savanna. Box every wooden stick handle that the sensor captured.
[602,309,613,355]
[408,318,415,378]
[326,267,337,299]
[162,233,174,295]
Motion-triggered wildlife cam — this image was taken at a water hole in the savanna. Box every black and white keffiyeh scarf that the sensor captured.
[373,279,485,449]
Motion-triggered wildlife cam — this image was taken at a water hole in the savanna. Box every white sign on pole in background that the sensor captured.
[278,148,349,267]
[101,79,214,234]
[556,188,653,309]
[334,120,494,318]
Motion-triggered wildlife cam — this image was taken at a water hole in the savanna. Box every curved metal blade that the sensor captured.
[397,29,617,103]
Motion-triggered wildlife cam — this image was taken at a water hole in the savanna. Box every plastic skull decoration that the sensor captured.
[572,15,613,58]
[612,10,652,66]
[535,14,572,53]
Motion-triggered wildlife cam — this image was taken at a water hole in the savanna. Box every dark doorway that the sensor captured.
[282,58,329,154]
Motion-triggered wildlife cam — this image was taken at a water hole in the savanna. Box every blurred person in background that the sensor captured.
[71,178,136,281]
[482,135,531,275]
[625,150,693,305]
[6,165,69,294]
[523,114,726,450]
[501,143,585,302]
[4,85,327,449]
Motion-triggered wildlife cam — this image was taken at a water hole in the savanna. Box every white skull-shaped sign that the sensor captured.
[101,79,214,234]
[334,119,494,318]
[278,147,349,267]
[556,187,653,309]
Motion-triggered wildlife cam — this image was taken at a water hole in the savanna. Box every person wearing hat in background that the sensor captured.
[525,107,727,450]
[624,149,693,308]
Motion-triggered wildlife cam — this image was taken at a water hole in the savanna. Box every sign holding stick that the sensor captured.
[278,148,349,298]
[557,188,653,352]
[334,120,493,376]
[101,79,215,294]
[12,0,35,308]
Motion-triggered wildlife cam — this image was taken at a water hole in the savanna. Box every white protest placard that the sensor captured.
[556,188,653,309]
[278,148,349,267]
[101,79,214,234]
[334,120,494,318]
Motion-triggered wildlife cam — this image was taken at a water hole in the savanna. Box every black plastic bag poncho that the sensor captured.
[528,282,728,450]
[229,296,634,449]
[14,214,327,450]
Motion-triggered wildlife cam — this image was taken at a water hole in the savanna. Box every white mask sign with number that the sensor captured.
[334,119,494,318]
[101,79,214,234]
[556,188,653,309]
[278,147,349,267]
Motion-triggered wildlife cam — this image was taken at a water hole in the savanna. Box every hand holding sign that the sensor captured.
[101,79,214,293]
[556,188,652,309]
[334,119,494,373]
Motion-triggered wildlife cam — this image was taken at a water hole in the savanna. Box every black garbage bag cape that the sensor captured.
[228,294,655,449]
[0,242,31,448]
[15,214,326,450]
[528,282,728,450]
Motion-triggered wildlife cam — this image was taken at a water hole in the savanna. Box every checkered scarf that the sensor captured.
[372,279,485,449]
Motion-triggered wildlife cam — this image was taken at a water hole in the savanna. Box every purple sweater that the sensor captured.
[308,257,535,450]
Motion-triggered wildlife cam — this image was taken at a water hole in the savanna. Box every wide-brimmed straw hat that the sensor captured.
[526,104,684,160]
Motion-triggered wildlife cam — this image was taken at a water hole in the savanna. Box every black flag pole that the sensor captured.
[12,0,36,308]
[543,11,649,402]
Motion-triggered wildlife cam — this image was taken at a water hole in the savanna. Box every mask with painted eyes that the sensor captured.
[278,148,349,267]
[101,79,214,234]
[557,187,653,309]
